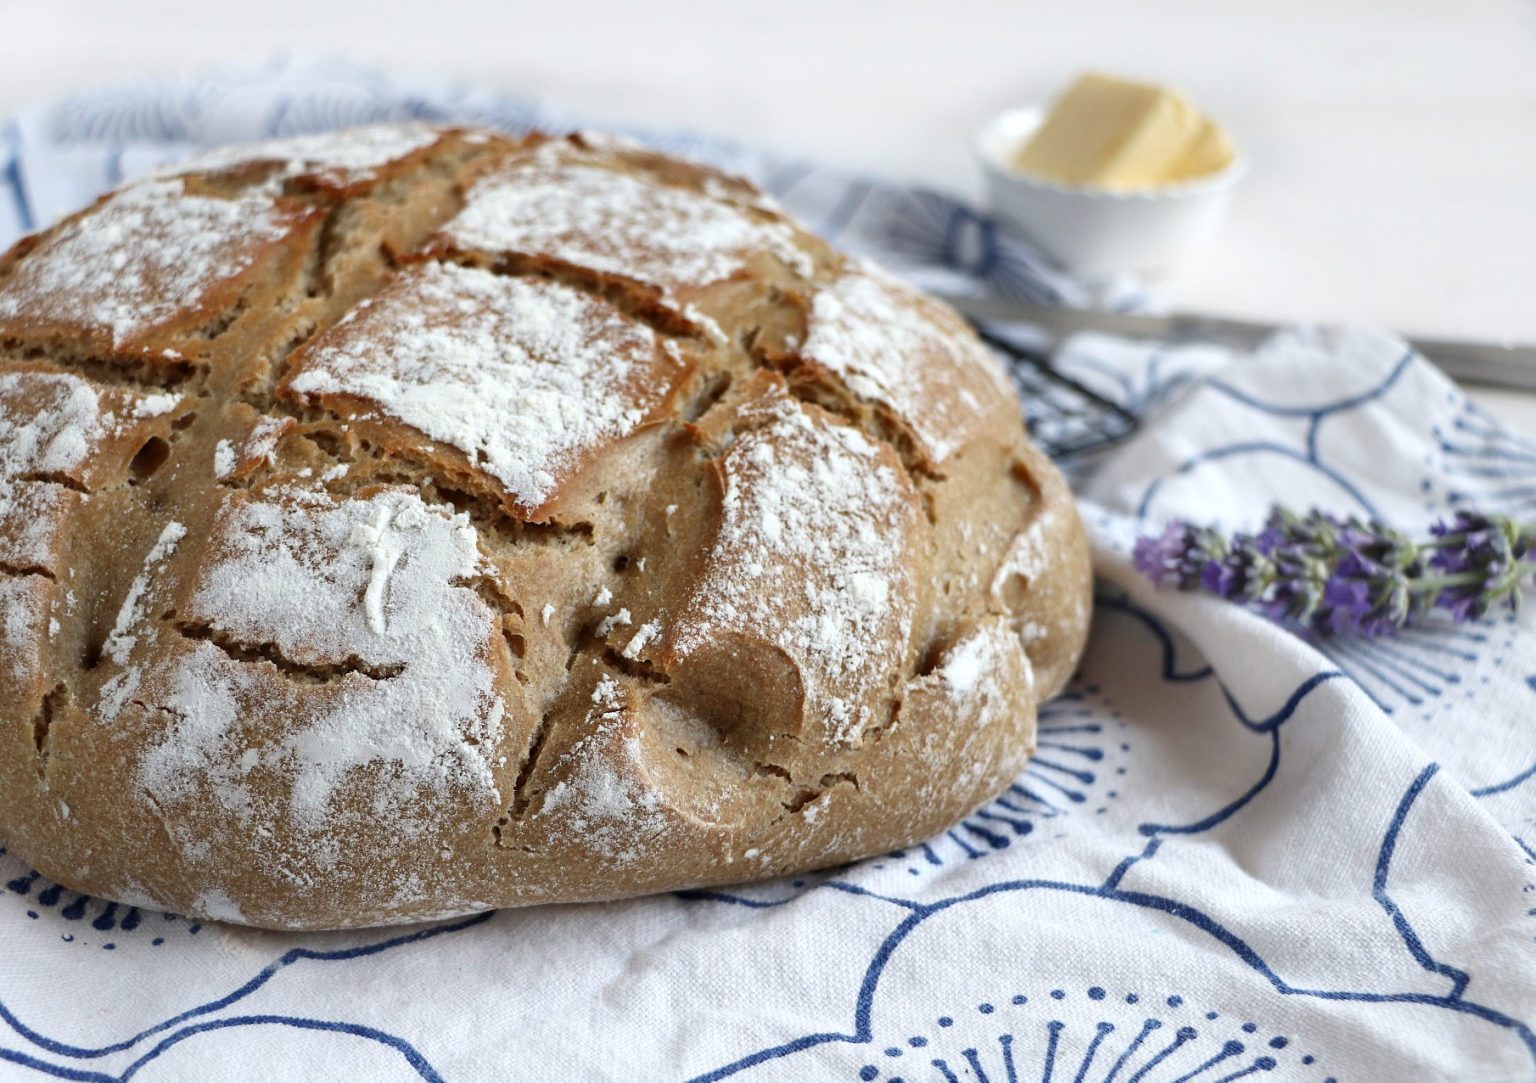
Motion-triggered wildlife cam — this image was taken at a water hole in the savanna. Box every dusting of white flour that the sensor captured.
[803,264,1009,464]
[671,390,919,745]
[0,179,293,346]
[168,123,442,190]
[101,520,187,666]
[0,372,183,679]
[132,487,507,870]
[0,371,117,482]
[534,676,666,862]
[287,262,677,513]
[442,153,812,306]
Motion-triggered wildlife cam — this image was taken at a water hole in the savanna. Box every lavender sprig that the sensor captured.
[1133,508,1536,636]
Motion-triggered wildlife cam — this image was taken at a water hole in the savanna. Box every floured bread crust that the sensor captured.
[0,125,1091,929]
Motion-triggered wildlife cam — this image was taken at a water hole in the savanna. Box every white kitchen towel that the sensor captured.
[1,56,1533,1083]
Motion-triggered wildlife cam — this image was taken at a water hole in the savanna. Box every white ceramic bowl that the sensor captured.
[975,105,1246,276]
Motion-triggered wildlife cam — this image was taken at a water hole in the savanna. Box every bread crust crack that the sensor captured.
[174,622,405,684]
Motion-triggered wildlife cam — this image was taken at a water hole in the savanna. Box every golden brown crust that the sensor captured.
[0,125,1092,929]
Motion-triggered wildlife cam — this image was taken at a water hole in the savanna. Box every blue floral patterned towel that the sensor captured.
[1,56,1533,1083]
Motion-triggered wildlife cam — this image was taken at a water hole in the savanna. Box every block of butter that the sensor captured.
[1013,73,1234,191]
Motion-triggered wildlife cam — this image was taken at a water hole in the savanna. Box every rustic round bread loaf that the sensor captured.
[0,124,1091,929]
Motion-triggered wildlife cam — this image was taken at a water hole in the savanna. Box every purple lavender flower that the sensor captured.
[1425,511,1533,622]
[1132,521,1225,590]
[1135,507,1536,636]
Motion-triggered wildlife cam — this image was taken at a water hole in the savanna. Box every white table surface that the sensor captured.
[1,0,1533,430]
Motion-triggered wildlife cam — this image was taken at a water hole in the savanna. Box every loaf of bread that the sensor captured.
[0,124,1091,929]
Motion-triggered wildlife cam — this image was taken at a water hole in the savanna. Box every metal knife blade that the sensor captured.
[937,295,1536,394]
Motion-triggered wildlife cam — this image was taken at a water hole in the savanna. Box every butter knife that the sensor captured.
[937,296,1536,394]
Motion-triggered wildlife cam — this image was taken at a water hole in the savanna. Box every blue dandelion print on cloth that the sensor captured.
[2,849,205,951]
[0,55,1532,1082]
[843,986,1322,1083]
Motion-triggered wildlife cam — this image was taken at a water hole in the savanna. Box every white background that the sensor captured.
[1,0,1532,427]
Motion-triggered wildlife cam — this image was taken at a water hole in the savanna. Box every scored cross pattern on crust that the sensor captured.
[0,125,1090,930]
